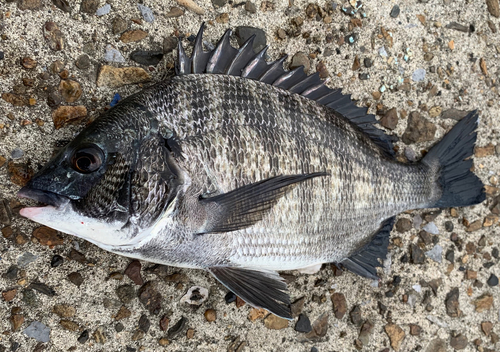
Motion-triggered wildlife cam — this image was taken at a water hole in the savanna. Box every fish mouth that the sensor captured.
[17,187,70,208]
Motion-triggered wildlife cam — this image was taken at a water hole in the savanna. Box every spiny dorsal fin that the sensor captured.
[176,23,394,156]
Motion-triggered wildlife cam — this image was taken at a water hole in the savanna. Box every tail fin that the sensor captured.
[423,110,485,208]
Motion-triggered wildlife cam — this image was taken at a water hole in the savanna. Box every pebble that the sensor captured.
[165,7,184,17]
[412,68,426,82]
[295,314,312,333]
[379,108,398,130]
[425,245,442,263]
[474,294,493,312]
[137,4,154,22]
[423,222,439,235]
[225,291,237,303]
[43,22,65,51]
[22,289,38,307]
[481,321,493,336]
[32,226,64,247]
[3,288,17,302]
[159,315,170,331]
[264,314,288,330]
[486,0,500,17]
[291,297,305,317]
[52,304,75,318]
[289,52,310,73]
[138,314,150,332]
[112,17,129,35]
[104,45,126,63]
[2,93,27,106]
[97,65,151,88]
[114,306,131,320]
[58,80,82,103]
[4,265,19,280]
[450,332,468,350]
[130,51,164,66]
[350,305,363,325]
[59,319,79,331]
[80,0,99,13]
[426,338,446,352]
[124,260,144,285]
[248,308,267,321]
[52,106,87,129]
[67,272,83,287]
[17,252,38,267]
[75,54,91,70]
[316,61,329,79]
[331,292,347,319]
[358,321,373,345]
[378,47,388,57]
[93,326,106,344]
[245,1,256,13]
[445,287,461,317]
[10,148,24,159]
[180,286,209,306]
[487,274,498,286]
[11,311,24,331]
[385,324,405,351]
[69,249,85,262]
[235,26,266,52]
[95,4,110,16]
[0,200,12,226]
[390,4,400,18]
[18,0,42,10]
[427,315,448,328]
[402,112,436,144]
[77,330,89,344]
[52,0,71,12]
[167,317,187,339]
[116,285,135,304]
[410,244,425,264]
[446,22,468,32]
[211,0,227,7]
[21,57,37,69]
[163,37,177,54]
[24,322,51,343]
[120,30,148,43]
[138,282,162,314]
[204,309,216,322]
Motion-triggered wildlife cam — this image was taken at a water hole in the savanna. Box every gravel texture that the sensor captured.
[0,0,499,351]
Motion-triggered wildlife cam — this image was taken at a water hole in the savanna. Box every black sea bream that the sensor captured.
[18,25,485,319]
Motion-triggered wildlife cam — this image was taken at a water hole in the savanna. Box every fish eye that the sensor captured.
[70,145,104,174]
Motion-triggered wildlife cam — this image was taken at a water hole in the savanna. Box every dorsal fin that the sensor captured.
[176,24,394,156]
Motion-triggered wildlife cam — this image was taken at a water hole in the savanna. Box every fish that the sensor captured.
[17,24,485,319]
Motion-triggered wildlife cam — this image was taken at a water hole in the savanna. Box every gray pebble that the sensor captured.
[426,315,448,328]
[390,5,400,18]
[487,274,498,287]
[413,214,422,229]
[212,0,227,8]
[423,222,439,235]
[75,54,91,70]
[137,4,154,23]
[425,245,442,263]
[17,252,38,267]
[404,147,417,162]
[95,3,110,16]
[104,45,125,63]
[24,321,51,343]
[245,1,256,13]
[378,47,388,57]
[11,148,24,159]
[412,68,426,82]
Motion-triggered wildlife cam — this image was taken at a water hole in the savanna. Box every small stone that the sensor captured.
[112,17,128,35]
[180,286,209,306]
[445,287,461,317]
[96,4,110,16]
[59,319,79,331]
[18,0,42,10]
[52,106,87,129]
[120,30,148,43]
[11,148,24,159]
[211,0,227,7]
[264,314,288,330]
[52,304,75,318]
[93,326,106,344]
[385,324,405,351]
[466,220,482,232]
[186,328,195,339]
[411,244,425,264]
[159,315,169,331]
[248,308,267,321]
[131,329,145,341]
[450,332,468,350]
[291,297,305,317]
[402,112,436,144]
[80,0,99,13]
[225,291,237,303]
[43,22,65,51]
[58,80,82,103]
[167,317,187,339]
[426,338,446,352]
[21,57,37,69]
[358,321,373,345]
[137,4,154,22]
[138,282,162,314]
[130,51,164,66]
[352,55,360,71]
[316,61,329,79]
[481,321,493,336]
[32,227,63,247]
[395,218,412,233]
[158,337,170,346]
[277,28,286,39]
[114,306,131,320]
[364,58,373,68]
[124,260,144,285]
[474,294,493,312]
[3,288,17,302]
[97,65,151,88]
[486,0,500,17]
[18,252,38,267]
[116,285,135,304]
[163,37,177,54]
[75,54,91,69]
[390,5,400,18]
[67,272,84,287]
[24,322,51,343]
[331,292,347,319]
[350,305,362,326]
[245,1,256,13]
[104,45,126,63]
[2,93,28,106]
[380,108,398,130]
[4,265,19,280]
[11,313,24,331]
[52,0,70,12]
[295,314,312,333]
[475,143,495,157]
[165,6,184,17]
[410,324,421,336]
[204,309,216,322]
[466,270,477,280]
[216,13,229,23]
[289,52,310,73]
[425,245,442,263]
[235,26,266,52]
[487,274,498,286]
[412,68,426,82]
[77,330,89,344]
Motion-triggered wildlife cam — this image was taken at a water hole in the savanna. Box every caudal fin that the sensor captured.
[423,110,485,208]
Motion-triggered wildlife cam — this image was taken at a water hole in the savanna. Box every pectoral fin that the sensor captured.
[199,173,327,234]
[208,266,292,320]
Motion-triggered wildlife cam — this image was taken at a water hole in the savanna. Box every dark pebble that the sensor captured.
[483,262,495,269]
[445,249,454,263]
[11,342,19,352]
[345,33,358,45]
[363,58,373,68]
[295,314,312,333]
[52,0,71,12]
[187,34,196,42]
[138,314,150,333]
[311,348,318,352]
[400,253,409,263]
[225,291,237,303]
[444,221,454,232]
[163,37,177,54]
[130,51,164,66]
[395,218,412,233]
[4,265,19,280]
[67,272,84,287]
[410,244,425,264]
[167,317,187,339]
[385,290,394,298]
[69,249,87,263]
[77,330,89,344]
[22,289,38,307]
[112,16,129,35]
[126,347,136,352]
[80,0,99,13]
[450,332,468,349]
[235,26,266,52]
[115,323,124,332]
[350,305,363,325]
[359,73,370,81]
[116,285,136,304]
[75,54,91,70]
[487,274,498,287]
[138,282,162,315]
[124,260,144,285]
[492,247,499,259]
[446,22,468,32]
[51,255,64,268]
[29,282,56,296]
[0,51,4,60]
[393,276,401,285]
[390,4,400,18]
[378,301,387,316]
[291,297,305,317]
[211,0,227,8]
[245,1,256,13]
[445,287,460,317]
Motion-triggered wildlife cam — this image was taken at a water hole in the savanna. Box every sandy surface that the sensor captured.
[0,0,499,351]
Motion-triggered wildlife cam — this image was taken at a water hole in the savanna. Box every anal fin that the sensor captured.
[339,217,395,279]
[208,266,292,320]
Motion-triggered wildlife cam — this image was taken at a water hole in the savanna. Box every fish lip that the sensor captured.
[17,187,70,208]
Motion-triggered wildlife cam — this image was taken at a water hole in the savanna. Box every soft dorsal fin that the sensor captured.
[176,24,394,156]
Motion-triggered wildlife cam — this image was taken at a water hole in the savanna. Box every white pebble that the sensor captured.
[423,222,439,235]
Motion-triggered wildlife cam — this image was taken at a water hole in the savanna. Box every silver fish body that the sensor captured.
[18,26,484,318]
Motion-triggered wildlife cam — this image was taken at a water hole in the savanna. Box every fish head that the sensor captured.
[18,101,180,249]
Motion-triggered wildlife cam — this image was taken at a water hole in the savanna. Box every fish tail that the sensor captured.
[422,110,485,208]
